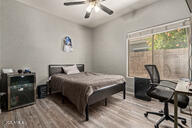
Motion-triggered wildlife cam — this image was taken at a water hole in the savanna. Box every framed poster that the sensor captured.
[63,36,73,52]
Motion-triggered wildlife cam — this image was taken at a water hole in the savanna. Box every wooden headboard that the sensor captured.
[48,64,84,76]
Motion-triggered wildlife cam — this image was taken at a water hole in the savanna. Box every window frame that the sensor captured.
[126,18,192,80]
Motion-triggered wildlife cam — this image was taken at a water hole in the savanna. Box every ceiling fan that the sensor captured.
[64,0,114,19]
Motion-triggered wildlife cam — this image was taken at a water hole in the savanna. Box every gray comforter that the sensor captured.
[50,72,125,114]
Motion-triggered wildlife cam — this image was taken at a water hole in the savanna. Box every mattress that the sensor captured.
[50,72,125,114]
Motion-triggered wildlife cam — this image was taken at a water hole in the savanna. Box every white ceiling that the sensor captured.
[16,0,160,28]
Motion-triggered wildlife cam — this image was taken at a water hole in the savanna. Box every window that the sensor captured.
[128,36,152,78]
[127,18,191,80]
[153,28,189,81]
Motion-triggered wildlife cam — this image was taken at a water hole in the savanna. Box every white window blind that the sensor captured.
[128,18,191,40]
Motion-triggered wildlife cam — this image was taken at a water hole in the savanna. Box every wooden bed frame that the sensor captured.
[48,64,126,121]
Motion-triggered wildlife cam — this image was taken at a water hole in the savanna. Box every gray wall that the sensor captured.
[1,0,93,84]
[0,0,2,69]
[1,0,191,89]
[92,0,191,91]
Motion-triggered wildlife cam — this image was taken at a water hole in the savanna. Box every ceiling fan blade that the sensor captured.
[99,4,113,15]
[85,11,92,19]
[84,6,94,19]
[64,1,86,6]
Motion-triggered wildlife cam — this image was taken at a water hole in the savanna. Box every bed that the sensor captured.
[48,64,126,121]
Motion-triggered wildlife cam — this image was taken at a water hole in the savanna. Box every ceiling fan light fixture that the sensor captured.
[95,5,100,12]
[86,3,94,13]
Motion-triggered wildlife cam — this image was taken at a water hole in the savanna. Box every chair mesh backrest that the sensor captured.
[145,65,160,83]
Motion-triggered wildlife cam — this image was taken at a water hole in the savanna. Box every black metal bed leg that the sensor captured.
[85,104,89,121]
[47,80,52,95]
[49,87,52,95]
[62,95,65,104]
[104,98,107,106]
[123,82,126,99]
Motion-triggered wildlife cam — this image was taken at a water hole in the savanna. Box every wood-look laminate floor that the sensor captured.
[0,92,191,128]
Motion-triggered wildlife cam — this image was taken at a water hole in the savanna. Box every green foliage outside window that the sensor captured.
[146,28,188,50]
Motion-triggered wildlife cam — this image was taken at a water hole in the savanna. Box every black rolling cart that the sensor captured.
[37,84,48,99]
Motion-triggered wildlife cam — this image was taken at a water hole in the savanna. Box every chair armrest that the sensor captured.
[150,83,175,91]
[161,80,177,84]
[150,83,175,101]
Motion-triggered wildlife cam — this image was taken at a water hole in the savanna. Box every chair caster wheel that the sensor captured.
[181,120,186,125]
[144,113,148,117]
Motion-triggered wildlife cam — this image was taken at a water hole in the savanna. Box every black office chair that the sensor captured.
[144,65,189,128]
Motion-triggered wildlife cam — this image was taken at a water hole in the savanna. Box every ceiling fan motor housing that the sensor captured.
[89,0,98,2]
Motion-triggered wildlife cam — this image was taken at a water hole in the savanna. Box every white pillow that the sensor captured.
[63,65,80,75]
